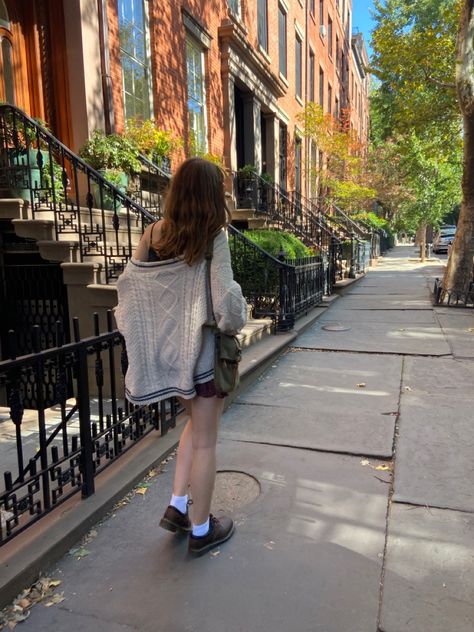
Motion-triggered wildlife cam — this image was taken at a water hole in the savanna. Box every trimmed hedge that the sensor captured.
[243,229,312,259]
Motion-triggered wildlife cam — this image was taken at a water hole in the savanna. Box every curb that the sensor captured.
[0,298,339,607]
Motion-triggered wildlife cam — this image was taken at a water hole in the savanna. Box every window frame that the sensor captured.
[258,0,268,53]
[278,4,287,77]
[118,0,153,121]
[309,49,315,102]
[185,35,208,154]
[295,33,302,99]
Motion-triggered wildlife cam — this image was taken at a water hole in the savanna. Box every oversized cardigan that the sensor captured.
[115,229,247,405]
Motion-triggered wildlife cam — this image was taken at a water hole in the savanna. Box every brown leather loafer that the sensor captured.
[188,514,235,556]
[159,505,192,534]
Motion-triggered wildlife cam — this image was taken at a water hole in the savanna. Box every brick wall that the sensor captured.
[104,0,369,191]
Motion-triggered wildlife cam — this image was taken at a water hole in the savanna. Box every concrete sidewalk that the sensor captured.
[3,246,474,632]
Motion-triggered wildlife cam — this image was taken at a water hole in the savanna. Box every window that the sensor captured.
[295,34,302,99]
[319,0,324,26]
[278,5,287,77]
[295,138,302,194]
[186,37,208,153]
[279,123,287,190]
[335,97,339,119]
[310,0,315,16]
[0,0,14,104]
[118,0,152,120]
[336,35,340,68]
[310,140,318,197]
[309,50,315,102]
[328,17,333,57]
[327,83,332,114]
[319,67,324,107]
[227,0,241,16]
[258,0,268,52]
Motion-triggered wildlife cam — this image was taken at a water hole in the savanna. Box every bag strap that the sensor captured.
[205,240,217,327]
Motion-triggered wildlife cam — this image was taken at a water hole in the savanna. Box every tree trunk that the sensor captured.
[419,223,427,262]
[442,0,474,297]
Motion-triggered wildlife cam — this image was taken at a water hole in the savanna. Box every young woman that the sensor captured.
[115,158,247,555]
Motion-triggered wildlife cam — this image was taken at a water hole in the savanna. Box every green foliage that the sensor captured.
[243,229,312,259]
[188,131,224,167]
[79,130,141,176]
[124,119,181,161]
[237,164,258,178]
[298,103,376,212]
[368,0,463,232]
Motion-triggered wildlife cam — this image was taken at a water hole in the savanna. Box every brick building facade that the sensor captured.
[1,0,369,198]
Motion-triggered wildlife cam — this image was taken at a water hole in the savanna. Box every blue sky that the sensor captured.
[352,0,376,58]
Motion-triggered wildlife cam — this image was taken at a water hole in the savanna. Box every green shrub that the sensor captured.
[243,229,312,259]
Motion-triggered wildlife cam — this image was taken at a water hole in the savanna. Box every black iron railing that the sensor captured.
[0,105,156,283]
[0,312,179,545]
[434,278,474,308]
[233,174,344,291]
[228,226,325,330]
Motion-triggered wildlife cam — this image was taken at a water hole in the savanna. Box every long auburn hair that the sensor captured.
[151,157,231,265]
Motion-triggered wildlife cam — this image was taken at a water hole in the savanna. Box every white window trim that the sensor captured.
[186,35,208,153]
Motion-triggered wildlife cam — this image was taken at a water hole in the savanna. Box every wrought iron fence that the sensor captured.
[433,278,474,308]
[0,105,156,283]
[233,174,344,293]
[0,312,179,545]
[228,226,325,330]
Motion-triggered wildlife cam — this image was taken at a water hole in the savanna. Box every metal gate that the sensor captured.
[0,247,71,408]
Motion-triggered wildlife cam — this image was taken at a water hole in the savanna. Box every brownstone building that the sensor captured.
[1,0,370,197]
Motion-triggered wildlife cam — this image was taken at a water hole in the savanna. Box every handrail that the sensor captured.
[227,224,325,328]
[0,105,155,282]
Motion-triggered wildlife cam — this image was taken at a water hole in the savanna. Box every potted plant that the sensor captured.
[79,130,141,210]
[124,119,181,171]
[0,114,52,201]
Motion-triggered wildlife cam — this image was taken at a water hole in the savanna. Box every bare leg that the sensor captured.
[172,418,193,497]
[189,396,224,525]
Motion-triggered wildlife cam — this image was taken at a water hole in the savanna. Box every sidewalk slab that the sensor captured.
[434,310,474,358]
[393,358,474,513]
[317,307,437,325]
[18,441,390,632]
[220,350,401,458]
[296,320,451,356]
[332,296,433,310]
[379,504,474,632]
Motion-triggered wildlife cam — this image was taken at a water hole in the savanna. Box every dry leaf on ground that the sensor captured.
[356,382,366,388]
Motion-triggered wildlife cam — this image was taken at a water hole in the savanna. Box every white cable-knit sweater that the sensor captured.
[115,229,247,405]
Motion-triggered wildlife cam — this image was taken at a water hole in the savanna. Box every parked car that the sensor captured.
[433,229,456,253]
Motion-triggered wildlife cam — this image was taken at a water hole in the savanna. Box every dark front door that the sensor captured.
[235,86,245,169]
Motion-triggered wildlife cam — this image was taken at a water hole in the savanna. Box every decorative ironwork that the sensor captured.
[433,278,474,308]
[0,312,179,545]
[228,226,324,330]
[0,105,156,283]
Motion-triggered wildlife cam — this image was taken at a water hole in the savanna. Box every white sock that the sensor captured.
[192,517,210,537]
[170,494,188,514]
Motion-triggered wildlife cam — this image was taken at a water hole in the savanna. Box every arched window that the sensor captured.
[0,0,15,104]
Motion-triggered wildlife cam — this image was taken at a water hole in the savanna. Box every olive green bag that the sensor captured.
[205,242,242,396]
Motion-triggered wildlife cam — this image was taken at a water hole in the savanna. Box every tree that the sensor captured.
[298,104,376,212]
[443,0,474,296]
[369,0,474,292]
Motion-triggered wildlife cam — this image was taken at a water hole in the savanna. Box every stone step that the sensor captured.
[0,198,29,220]
[231,208,257,220]
[37,240,80,263]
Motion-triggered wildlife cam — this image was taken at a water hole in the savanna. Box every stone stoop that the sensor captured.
[0,198,274,353]
[231,208,267,230]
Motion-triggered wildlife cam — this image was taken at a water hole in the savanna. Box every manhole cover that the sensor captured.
[211,470,260,512]
[322,322,352,332]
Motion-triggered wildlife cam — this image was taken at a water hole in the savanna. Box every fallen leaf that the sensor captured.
[404,386,413,392]
[375,465,391,471]
[360,459,370,466]
[43,593,64,608]
[70,547,90,560]
[135,487,148,495]
[210,550,220,557]
[356,382,366,388]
